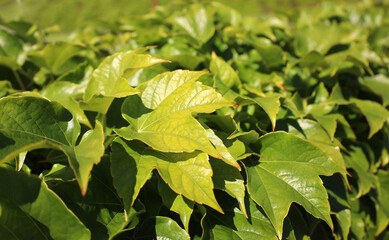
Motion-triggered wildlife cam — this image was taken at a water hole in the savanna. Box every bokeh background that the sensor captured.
[0,0,356,30]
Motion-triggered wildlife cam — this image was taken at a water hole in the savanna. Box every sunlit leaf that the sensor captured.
[84,51,167,101]
[116,70,233,157]
[111,138,222,213]
[246,132,337,238]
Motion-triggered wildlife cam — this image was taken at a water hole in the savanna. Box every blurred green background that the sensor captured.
[0,0,355,30]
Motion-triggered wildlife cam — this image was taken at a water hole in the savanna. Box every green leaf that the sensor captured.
[136,217,190,240]
[0,95,80,163]
[210,52,240,89]
[298,51,329,72]
[0,167,90,240]
[0,96,104,195]
[110,138,155,212]
[111,138,222,213]
[42,42,85,74]
[73,120,105,194]
[294,23,352,56]
[149,150,223,213]
[360,74,389,106]
[80,95,114,114]
[246,132,337,238]
[84,51,167,101]
[41,81,91,127]
[210,158,246,217]
[206,129,240,170]
[281,119,347,174]
[233,199,278,239]
[40,163,75,182]
[205,197,277,239]
[343,145,376,198]
[158,179,194,231]
[238,93,281,130]
[171,3,215,44]
[375,170,389,235]
[256,43,285,68]
[0,29,25,68]
[327,84,389,138]
[351,99,389,138]
[116,70,233,157]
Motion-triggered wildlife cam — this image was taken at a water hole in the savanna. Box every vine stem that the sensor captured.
[12,69,26,90]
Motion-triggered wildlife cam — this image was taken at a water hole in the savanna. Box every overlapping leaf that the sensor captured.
[0,96,104,194]
[0,167,90,239]
[116,70,233,157]
[327,84,389,138]
[135,217,190,240]
[41,81,91,127]
[84,50,168,101]
[246,132,339,238]
[158,179,194,231]
[204,197,277,239]
[111,138,222,213]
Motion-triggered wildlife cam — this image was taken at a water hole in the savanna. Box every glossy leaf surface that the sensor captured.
[116,70,233,157]
[246,132,337,238]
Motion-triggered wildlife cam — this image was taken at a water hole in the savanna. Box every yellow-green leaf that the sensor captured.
[84,51,167,101]
[116,70,233,157]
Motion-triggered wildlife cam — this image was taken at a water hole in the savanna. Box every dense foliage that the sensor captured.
[0,1,389,239]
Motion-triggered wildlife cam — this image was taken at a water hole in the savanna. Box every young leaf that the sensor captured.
[246,132,338,238]
[84,51,167,101]
[0,167,90,240]
[116,70,233,157]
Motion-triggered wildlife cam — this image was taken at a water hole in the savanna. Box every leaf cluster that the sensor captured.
[0,1,389,239]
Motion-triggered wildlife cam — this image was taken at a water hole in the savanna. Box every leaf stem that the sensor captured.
[12,69,26,90]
